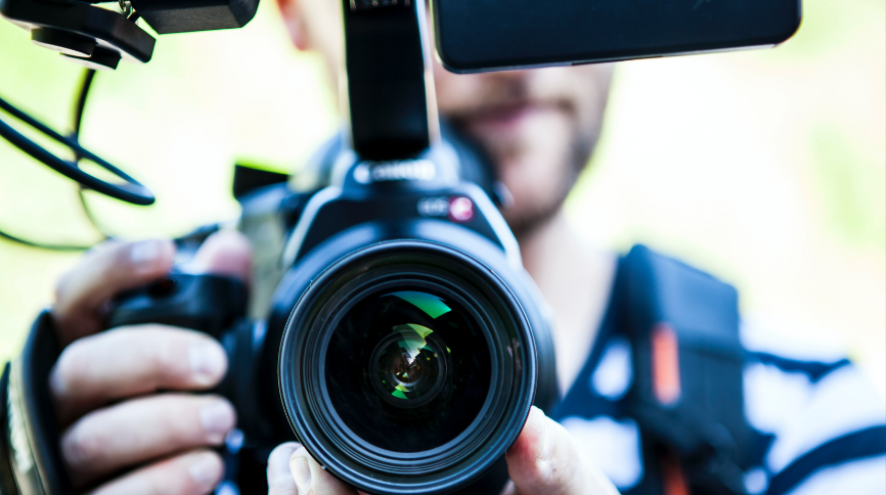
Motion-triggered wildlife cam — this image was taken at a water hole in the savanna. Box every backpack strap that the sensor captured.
[618,245,752,495]
[1,311,72,495]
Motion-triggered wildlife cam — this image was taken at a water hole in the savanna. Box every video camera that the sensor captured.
[0,0,800,493]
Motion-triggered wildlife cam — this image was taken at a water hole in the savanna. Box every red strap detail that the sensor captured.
[652,323,681,405]
[662,453,690,495]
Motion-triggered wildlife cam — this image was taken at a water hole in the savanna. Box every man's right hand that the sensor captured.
[49,232,252,495]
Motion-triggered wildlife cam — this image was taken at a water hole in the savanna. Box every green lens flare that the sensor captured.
[389,324,436,399]
[388,291,452,319]
[405,323,434,338]
[392,324,434,357]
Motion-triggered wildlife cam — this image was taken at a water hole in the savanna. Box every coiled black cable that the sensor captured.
[71,69,113,241]
[0,91,154,204]
[0,68,154,251]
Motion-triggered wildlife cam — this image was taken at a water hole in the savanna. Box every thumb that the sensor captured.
[503,406,620,495]
[268,443,301,495]
[267,442,358,495]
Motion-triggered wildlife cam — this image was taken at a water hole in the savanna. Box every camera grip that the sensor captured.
[104,273,247,338]
[103,273,286,445]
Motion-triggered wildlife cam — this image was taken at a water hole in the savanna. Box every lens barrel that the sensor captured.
[278,240,538,494]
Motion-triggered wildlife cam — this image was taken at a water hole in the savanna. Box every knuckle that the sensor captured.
[173,451,224,495]
[53,241,118,300]
[62,422,107,470]
[523,459,550,484]
[533,457,576,491]
[52,277,81,324]
[150,332,196,381]
[52,274,69,306]
[157,331,224,388]
[111,326,192,381]
[51,338,92,397]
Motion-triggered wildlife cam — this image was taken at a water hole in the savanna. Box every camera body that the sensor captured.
[107,132,559,494]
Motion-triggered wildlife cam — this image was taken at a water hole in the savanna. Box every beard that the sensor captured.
[446,101,603,239]
[437,65,612,239]
[502,130,595,238]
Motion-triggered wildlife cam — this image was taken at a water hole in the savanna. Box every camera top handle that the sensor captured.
[343,0,439,161]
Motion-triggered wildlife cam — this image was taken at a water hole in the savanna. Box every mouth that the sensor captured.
[455,101,565,137]
[458,102,536,132]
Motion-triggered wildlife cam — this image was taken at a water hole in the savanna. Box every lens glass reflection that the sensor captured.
[371,323,446,405]
[325,288,491,452]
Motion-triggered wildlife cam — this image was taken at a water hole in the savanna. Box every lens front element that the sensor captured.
[326,288,491,453]
[370,321,447,407]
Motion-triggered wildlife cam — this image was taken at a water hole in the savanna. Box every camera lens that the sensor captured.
[325,288,491,452]
[278,240,546,494]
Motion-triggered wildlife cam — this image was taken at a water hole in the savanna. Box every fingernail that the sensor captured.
[189,342,227,386]
[200,401,236,443]
[533,407,554,461]
[189,453,221,487]
[290,448,312,494]
[129,240,171,273]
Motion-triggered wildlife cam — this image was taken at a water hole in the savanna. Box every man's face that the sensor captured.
[279,0,613,235]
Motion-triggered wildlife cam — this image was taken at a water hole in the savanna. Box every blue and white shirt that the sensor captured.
[552,260,886,495]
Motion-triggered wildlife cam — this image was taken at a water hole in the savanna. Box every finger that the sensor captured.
[289,446,358,495]
[50,325,227,425]
[268,443,301,495]
[504,407,619,495]
[189,230,253,284]
[54,239,176,344]
[62,394,235,487]
[53,231,252,345]
[89,449,224,495]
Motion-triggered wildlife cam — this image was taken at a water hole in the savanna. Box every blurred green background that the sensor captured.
[1,0,884,394]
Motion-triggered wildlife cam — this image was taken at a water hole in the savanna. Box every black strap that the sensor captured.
[766,426,886,495]
[3,311,72,495]
[619,245,753,494]
[752,353,851,383]
[0,363,21,495]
